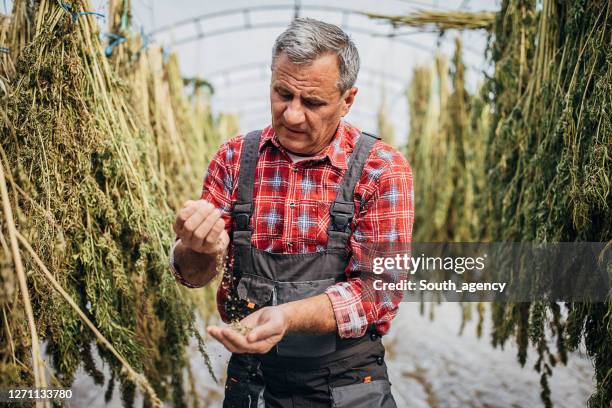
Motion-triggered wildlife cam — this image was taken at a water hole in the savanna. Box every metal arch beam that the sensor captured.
[213,94,270,105]
[162,22,436,54]
[203,59,482,94]
[203,61,408,86]
[208,71,408,89]
[149,4,358,34]
[148,4,484,56]
[205,62,409,87]
[148,3,454,35]
[208,74,406,99]
[205,61,270,81]
[391,0,452,9]
[204,57,481,93]
[173,23,484,57]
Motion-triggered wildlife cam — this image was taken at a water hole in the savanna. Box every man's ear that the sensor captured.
[340,87,358,117]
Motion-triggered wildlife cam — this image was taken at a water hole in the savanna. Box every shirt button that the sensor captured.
[376,357,384,365]
[289,202,296,208]
[293,167,299,173]
[370,333,378,341]
[287,242,293,248]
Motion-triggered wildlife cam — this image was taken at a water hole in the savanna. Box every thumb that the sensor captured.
[183,199,196,208]
[247,320,279,343]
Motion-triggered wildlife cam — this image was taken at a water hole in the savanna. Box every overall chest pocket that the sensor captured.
[236,274,275,307]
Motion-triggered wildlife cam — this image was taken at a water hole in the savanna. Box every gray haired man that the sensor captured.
[171,17,412,407]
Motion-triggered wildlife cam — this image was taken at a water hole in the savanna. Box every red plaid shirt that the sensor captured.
[172,122,413,338]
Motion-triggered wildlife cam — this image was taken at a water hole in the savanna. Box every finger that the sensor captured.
[222,328,253,353]
[181,201,214,242]
[217,229,230,252]
[222,327,249,346]
[202,218,225,252]
[182,200,196,208]
[218,331,239,353]
[174,203,198,235]
[207,325,222,335]
[241,338,276,354]
[191,209,222,251]
[222,314,277,353]
[207,327,238,353]
[183,201,214,231]
[206,326,223,340]
[247,320,281,343]
[175,200,202,230]
[222,326,277,354]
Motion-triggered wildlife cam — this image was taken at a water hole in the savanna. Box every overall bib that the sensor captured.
[222,130,397,408]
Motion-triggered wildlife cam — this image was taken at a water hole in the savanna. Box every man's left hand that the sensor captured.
[207,294,337,354]
[207,306,288,354]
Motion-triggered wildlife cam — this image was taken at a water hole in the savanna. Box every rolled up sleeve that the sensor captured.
[326,146,414,338]
[169,138,238,288]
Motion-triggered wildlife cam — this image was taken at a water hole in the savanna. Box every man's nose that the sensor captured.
[283,99,305,125]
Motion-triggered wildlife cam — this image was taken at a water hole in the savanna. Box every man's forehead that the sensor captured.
[273,77,327,94]
[271,53,341,94]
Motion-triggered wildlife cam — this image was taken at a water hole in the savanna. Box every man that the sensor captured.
[170,18,413,407]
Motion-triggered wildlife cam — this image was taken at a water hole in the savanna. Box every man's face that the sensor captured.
[270,52,358,156]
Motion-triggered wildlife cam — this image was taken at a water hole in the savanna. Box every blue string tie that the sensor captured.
[104,33,127,57]
[58,1,105,23]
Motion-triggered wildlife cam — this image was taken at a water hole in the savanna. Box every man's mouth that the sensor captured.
[284,126,307,134]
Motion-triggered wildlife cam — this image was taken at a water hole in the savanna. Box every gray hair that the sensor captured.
[271,17,360,94]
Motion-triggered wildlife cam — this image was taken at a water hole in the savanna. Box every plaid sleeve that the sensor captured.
[168,138,239,294]
[201,137,242,323]
[200,138,241,230]
[326,144,414,338]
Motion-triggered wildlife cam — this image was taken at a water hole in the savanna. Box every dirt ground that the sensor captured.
[68,303,595,407]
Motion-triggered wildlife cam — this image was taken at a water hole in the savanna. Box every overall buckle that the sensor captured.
[330,201,354,232]
[233,203,252,231]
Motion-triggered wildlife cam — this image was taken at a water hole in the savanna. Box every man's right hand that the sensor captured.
[173,200,229,255]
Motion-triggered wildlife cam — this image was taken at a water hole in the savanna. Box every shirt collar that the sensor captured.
[259,122,358,171]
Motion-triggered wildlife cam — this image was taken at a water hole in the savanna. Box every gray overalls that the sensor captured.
[223,130,397,408]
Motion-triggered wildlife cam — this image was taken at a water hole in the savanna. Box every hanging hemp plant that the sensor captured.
[365,10,496,31]
[0,0,229,406]
[485,1,611,407]
[376,89,396,146]
[403,1,611,404]
[405,37,491,332]
[406,37,490,243]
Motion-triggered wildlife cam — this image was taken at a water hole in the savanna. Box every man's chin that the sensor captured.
[277,134,314,156]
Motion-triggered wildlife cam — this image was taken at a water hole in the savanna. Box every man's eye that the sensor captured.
[304,100,323,107]
[279,93,292,100]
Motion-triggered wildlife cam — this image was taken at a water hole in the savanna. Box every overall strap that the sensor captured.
[327,131,380,250]
[232,130,262,247]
